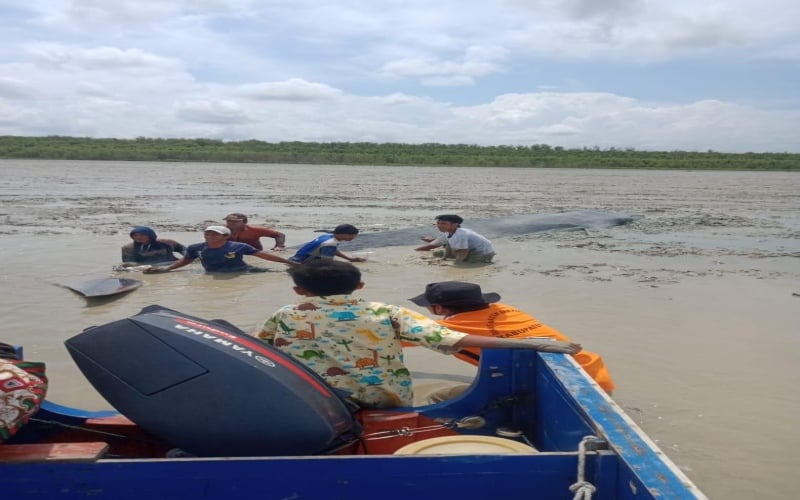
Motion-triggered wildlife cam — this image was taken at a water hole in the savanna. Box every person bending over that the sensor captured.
[415,214,495,263]
[289,224,367,264]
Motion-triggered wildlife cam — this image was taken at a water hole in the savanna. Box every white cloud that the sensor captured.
[175,100,250,124]
[0,77,35,99]
[26,44,183,73]
[381,45,509,86]
[237,79,343,101]
[0,0,797,151]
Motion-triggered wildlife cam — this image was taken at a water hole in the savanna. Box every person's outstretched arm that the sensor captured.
[453,334,581,354]
[334,250,366,262]
[416,233,445,251]
[253,250,294,265]
[144,257,193,273]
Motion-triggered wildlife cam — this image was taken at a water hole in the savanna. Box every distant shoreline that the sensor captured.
[1,136,798,171]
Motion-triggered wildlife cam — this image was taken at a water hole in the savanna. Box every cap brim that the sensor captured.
[409,291,501,307]
[409,294,430,306]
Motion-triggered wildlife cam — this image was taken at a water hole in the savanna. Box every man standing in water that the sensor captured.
[223,213,286,251]
[145,226,293,273]
[415,214,495,263]
[121,226,186,264]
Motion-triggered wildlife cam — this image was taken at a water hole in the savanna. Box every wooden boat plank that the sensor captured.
[0,442,109,463]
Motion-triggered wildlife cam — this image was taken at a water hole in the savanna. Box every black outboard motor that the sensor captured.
[65,305,357,457]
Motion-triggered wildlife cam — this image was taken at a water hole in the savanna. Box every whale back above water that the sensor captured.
[338,210,635,251]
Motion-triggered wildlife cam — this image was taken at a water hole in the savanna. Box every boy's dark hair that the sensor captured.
[332,224,359,235]
[435,214,463,224]
[223,212,248,222]
[287,260,362,296]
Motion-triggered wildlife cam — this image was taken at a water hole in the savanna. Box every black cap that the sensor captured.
[435,214,463,224]
[409,281,500,307]
[333,224,359,235]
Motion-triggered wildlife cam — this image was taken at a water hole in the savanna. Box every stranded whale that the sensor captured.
[334,210,636,251]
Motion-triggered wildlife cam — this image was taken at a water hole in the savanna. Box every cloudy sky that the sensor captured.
[1,1,798,152]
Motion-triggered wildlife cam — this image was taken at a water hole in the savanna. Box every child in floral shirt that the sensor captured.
[254,261,580,409]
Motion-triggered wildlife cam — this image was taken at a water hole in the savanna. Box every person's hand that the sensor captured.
[144,266,170,274]
[522,338,582,354]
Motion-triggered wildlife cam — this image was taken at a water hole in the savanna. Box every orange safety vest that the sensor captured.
[434,304,615,393]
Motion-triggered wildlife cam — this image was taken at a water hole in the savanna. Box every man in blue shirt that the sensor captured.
[289,224,367,264]
[146,226,293,273]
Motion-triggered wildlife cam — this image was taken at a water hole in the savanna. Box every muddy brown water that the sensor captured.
[1,160,798,499]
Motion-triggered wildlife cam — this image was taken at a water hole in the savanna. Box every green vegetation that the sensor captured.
[0,135,797,170]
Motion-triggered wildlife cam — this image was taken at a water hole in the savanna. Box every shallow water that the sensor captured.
[1,160,799,499]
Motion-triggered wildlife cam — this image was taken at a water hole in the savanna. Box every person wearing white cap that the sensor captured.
[145,226,293,274]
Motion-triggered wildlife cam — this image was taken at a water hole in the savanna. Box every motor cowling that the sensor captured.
[65,304,357,457]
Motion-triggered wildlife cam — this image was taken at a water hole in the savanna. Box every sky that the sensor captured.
[1,0,798,153]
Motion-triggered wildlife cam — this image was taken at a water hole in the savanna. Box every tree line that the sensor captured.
[0,135,797,170]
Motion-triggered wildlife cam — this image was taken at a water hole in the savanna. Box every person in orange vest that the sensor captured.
[253,262,580,409]
[409,281,615,395]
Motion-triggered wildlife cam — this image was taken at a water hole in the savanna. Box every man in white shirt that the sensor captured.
[415,214,495,263]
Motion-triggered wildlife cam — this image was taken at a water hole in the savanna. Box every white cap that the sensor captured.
[204,225,231,235]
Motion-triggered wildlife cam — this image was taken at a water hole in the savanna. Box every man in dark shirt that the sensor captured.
[121,226,186,264]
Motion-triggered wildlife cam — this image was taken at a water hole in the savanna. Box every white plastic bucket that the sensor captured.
[393,435,537,455]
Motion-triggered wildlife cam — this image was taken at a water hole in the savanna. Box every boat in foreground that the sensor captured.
[2,305,705,499]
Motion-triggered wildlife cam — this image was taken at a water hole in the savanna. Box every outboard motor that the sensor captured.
[65,305,357,457]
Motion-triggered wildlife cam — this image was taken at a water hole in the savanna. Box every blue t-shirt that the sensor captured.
[289,234,339,263]
[185,241,259,272]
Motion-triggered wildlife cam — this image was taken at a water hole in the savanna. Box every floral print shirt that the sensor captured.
[0,359,48,441]
[255,295,467,408]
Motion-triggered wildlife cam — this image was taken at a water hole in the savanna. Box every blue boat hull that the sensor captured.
[2,347,704,499]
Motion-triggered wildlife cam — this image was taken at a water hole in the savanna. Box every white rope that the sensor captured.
[569,435,599,500]
[361,416,486,441]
